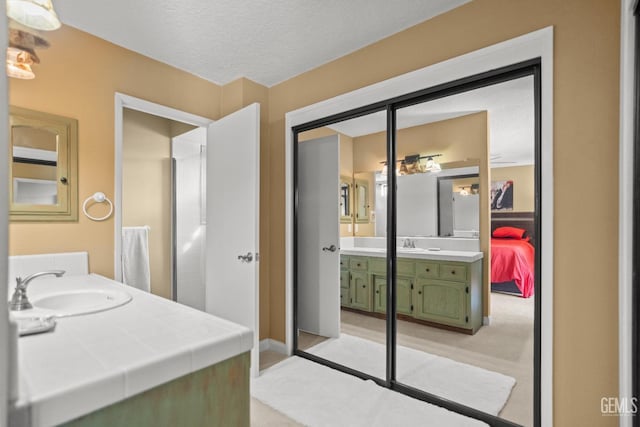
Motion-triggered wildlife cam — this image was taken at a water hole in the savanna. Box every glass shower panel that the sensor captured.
[295,109,387,380]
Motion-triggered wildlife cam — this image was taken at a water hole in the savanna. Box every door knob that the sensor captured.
[237,252,253,263]
[322,245,337,252]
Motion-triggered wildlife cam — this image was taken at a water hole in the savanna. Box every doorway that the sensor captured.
[114,94,262,377]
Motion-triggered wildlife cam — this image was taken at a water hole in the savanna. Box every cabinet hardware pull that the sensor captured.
[322,245,337,252]
[362,285,366,288]
[418,291,422,295]
[426,268,430,272]
[451,271,456,274]
[60,177,68,184]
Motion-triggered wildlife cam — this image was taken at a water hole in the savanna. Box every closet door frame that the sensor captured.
[292,58,542,427]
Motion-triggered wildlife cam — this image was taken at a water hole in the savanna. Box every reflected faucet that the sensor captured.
[9,270,65,311]
[402,238,415,248]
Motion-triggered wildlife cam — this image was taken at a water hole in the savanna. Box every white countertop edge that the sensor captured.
[12,273,254,427]
[340,248,484,262]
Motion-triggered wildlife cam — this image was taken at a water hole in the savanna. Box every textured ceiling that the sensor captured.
[328,76,535,167]
[55,0,471,86]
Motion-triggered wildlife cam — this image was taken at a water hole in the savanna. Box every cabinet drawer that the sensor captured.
[369,257,386,274]
[340,256,349,271]
[349,257,368,271]
[439,264,468,282]
[415,261,439,278]
[397,260,415,276]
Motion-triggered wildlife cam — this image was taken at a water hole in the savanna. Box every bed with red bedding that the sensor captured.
[491,237,535,298]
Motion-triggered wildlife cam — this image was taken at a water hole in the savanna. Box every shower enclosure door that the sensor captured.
[205,103,260,377]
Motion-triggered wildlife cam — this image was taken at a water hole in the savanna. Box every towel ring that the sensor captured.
[83,192,113,221]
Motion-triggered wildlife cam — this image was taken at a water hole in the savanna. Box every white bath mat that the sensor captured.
[306,334,516,416]
[252,355,488,427]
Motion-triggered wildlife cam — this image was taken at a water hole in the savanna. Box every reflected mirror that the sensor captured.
[339,175,352,223]
[375,164,479,237]
[9,106,78,221]
[354,176,370,223]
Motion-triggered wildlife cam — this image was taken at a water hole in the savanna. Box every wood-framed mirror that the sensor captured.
[9,106,78,221]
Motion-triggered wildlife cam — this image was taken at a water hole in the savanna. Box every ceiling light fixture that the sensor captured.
[6,61,35,79]
[7,0,61,31]
[7,46,34,64]
[459,186,469,196]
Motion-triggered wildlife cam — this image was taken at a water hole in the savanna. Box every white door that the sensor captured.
[205,103,260,377]
[298,135,340,338]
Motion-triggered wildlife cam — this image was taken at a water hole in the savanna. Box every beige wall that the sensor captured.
[8,25,222,277]
[267,1,620,424]
[491,165,535,212]
[122,109,172,299]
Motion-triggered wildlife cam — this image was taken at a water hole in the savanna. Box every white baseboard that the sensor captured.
[483,316,491,326]
[259,338,287,355]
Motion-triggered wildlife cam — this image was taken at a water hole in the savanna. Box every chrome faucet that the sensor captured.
[9,270,65,311]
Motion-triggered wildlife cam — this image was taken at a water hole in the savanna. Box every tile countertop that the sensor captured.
[10,274,253,427]
[340,247,484,262]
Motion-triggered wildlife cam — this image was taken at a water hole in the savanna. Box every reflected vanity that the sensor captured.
[9,106,78,221]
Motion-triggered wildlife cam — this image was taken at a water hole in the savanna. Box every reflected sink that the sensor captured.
[29,288,132,317]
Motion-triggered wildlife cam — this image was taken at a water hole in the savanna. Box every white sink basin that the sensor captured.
[29,288,132,317]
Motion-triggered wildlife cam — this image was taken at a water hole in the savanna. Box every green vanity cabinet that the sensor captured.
[413,278,468,327]
[350,270,372,311]
[340,271,350,306]
[340,256,350,307]
[340,255,372,312]
[373,275,413,316]
[340,252,483,334]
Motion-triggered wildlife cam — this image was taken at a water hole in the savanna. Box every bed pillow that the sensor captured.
[492,226,527,240]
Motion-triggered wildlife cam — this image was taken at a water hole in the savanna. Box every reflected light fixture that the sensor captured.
[379,153,443,175]
[424,156,442,172]
[459,186,470,196]
[7,0,61,31]
[398,161,409,176]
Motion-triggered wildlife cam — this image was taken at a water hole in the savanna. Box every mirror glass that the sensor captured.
[296,108,388,381]
[12,126,59,205]
[9,106,78,221]
[374,165,479,237]
[339,176,352,222]
[354,175,370,223]
[438,174,480,237]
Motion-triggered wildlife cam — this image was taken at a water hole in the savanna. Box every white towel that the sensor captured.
[121,226,151,292]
